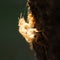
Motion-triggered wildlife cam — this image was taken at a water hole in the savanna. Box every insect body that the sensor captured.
[18,12,38,43]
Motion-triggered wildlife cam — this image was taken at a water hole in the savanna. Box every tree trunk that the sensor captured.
[27,0,60,60]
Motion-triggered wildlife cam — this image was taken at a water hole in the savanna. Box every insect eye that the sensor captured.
[34,34,37,38]
[25,26,27,29]
[25,25,28,29]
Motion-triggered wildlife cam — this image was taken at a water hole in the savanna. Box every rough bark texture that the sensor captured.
[27,0,60,60]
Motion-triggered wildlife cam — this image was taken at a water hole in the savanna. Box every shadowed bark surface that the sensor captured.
[27,0,60,60]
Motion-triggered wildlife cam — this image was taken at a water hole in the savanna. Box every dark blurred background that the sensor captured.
[0,0,34,60]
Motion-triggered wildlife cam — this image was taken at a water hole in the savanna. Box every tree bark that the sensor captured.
[27,0,60,60]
